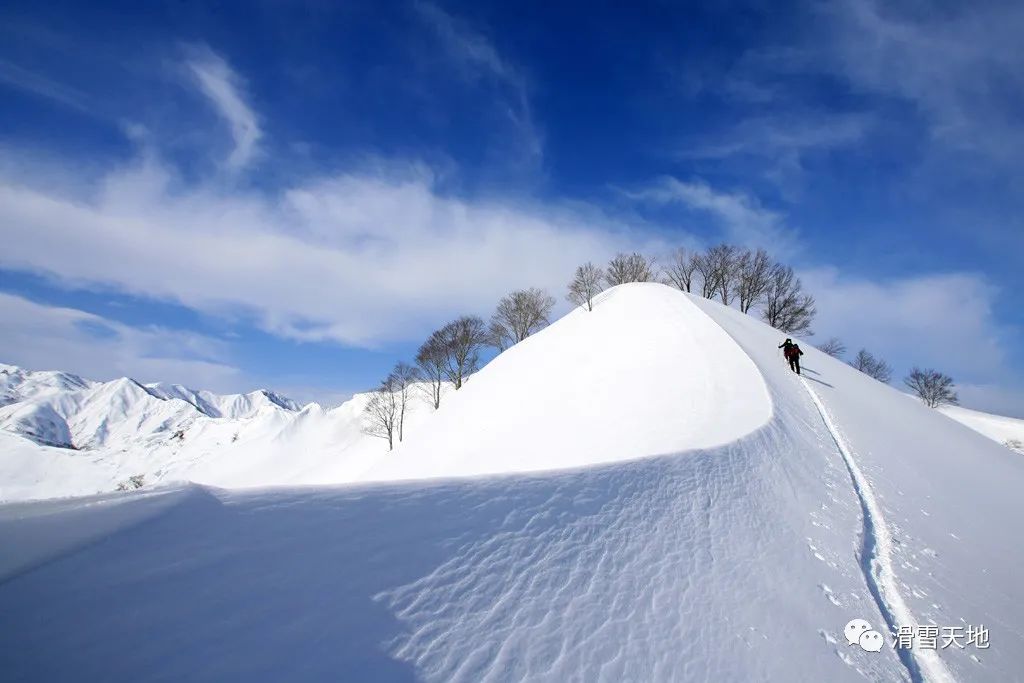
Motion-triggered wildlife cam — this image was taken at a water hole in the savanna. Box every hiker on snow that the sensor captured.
[778,338,804,375]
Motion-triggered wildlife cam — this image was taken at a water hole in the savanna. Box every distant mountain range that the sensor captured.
[0,363,300,450]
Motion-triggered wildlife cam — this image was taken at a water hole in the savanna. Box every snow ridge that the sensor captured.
[802,378,955,683]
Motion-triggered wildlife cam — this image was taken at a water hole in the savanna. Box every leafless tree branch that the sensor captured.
[567,262,605,311]
[489,288,556,350]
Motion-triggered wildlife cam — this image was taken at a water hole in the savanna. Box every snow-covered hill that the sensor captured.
[2,286,1018,502]
[1,284,1022,681]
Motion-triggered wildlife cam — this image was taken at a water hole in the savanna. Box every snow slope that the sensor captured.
[1,284,1022,682]
[357,284,771,481]
[940,404,1024,452]
[689,295,1024,682]
[0,364,93,406]
[146,382,301,418]
[0,364,448,501]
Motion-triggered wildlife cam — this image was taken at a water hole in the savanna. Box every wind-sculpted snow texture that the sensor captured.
[1,415,901,682]
[1,285,1022,682]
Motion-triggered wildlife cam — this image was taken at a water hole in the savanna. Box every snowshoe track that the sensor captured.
[801,378,955,683]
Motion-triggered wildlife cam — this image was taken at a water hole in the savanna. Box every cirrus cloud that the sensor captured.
[184,45,262,171]
[0,156,653,347]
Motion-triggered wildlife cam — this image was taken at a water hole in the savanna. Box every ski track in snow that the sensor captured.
[801,377,955,683]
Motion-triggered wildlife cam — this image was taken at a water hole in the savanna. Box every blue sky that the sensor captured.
[1,0,1022,415]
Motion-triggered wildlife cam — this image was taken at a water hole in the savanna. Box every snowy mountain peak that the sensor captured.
[0,364,302,453]
[0,363,94,407]
[255,389,302,412]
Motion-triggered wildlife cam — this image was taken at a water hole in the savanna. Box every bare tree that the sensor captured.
[363,374,399,450]
[415,333,446,409]
[904,368,959,408]
[439,315,488,389]
[693,250,720,299]
[817,337,847,359]
[734,247,773,313]
[567,262,605,311]
[662,247,699,292]
[705,244,742,305]
[391,362,420,441]
[605,252,656,286]
[850,349,893,383]
[489,288,556,350]
[762,263,816,335]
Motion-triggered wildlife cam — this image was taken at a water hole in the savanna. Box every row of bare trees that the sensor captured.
[364,288,558,449]
[567,245,816,335]
[363,362,419,450]
[817,338,959,407]
[364,316,486,450]
[574,249,960,409]
[370,244,820,449]
[367,243,966,449]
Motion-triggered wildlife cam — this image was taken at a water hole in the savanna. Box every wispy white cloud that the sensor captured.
[802,265,1024,416]
[184,45,262,171]
[727,0,1024,167]
[678,0,1024,199]
[0,59,95,115]
[2,153,1021,414]
[802,268,1015,383]
[414,2,542,168]
[0,292,243,391]
[814,0,1024,162]
[680,113,870,192]
[684,115,869,162]
[0,156,653,347]
[624,177,796,251]
[415,2,511,80]
[955,384,1024,420]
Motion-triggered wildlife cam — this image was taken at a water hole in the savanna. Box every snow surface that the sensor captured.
[690,294,1024,682]
[1,284,1023,682]
[939,404,1024,452]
